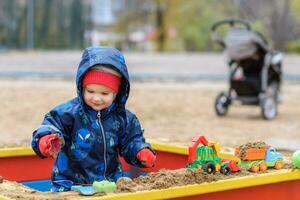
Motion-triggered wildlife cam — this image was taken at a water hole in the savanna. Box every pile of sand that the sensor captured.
[0,164,296,199]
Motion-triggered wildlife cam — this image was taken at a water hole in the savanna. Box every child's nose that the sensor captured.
[93,95,102,102]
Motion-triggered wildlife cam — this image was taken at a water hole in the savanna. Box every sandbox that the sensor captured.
[0,142,299,200]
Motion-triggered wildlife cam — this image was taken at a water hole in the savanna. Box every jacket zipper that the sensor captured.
[97,111,107,180]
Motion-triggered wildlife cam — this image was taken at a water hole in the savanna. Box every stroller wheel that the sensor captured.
[215,92,230,116]
[261,97,277,120]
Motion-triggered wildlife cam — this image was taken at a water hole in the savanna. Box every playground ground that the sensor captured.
[0,79,299,150]
[1,52,300,199]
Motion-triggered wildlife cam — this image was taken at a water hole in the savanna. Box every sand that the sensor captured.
[0,79,300,199]
[0,164,296,200]
[0,79,299,149]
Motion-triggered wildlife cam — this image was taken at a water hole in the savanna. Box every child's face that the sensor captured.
[83,84,115,111]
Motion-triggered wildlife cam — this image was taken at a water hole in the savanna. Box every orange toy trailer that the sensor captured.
[235,145,284,172]
[235,147,266,161]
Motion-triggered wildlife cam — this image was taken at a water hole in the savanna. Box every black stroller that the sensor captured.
[211,19,283,120]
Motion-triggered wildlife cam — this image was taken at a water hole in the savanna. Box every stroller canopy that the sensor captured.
[225,28,270,61]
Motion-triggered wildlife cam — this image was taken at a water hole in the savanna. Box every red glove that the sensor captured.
[136,148,156,167]
[39,134,62,158]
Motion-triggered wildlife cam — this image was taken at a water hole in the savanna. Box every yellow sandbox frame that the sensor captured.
[0,142,299,200]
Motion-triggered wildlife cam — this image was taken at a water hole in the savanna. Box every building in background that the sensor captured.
[85,0,124,47]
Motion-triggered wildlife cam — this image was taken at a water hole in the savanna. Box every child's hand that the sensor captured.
[136,148,156,167]
[38,134,63,158]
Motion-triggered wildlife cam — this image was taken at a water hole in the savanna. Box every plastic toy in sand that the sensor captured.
[235,142,283,172]
[292,150,300,168]
[186,135,240,175]
[71,180,116,196]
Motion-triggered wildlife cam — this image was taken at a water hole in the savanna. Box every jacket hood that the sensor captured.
[76,46,130,111]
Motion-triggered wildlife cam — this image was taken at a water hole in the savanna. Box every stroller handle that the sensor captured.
[211,18,251,31]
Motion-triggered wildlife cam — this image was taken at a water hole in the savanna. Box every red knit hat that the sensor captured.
[82,70,121,93]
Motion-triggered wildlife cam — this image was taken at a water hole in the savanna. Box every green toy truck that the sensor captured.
[186,136,240,174]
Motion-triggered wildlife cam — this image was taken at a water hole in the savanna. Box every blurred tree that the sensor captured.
[165,0,237,51]
[291,0,300,21]
[36,0,53,48]
[113,0,156,51]
[0,0,300,51]
[34,0,88,49]
[70,0,84,48]
[0,0,25,49]
[114,0,234,52]
[0,0,90,49]
[155,0,166,51]
[238,0,300,50]
[287,0,300,52]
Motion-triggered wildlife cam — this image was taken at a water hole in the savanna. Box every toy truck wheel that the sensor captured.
[202,162,216,174]
[220,165,231,175]
[274,160,283,170]
[249,163,259,172]
[259,162,268,172]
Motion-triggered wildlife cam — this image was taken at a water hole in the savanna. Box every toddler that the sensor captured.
[31,46,156,192]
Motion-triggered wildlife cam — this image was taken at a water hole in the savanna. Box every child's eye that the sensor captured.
[87,90,94,93]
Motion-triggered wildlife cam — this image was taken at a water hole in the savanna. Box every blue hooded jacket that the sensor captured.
[31,46,154,192]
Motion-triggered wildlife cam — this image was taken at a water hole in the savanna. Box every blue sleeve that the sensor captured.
[118,110,155,167]
[31,105,71,158]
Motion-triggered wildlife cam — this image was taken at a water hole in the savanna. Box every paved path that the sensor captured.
[0,51,299,80]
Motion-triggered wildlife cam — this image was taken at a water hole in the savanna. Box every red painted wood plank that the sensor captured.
[0,150,187,181]
[0,156,53,182]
